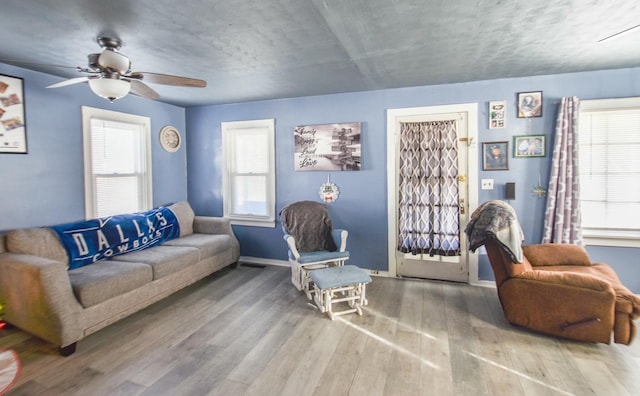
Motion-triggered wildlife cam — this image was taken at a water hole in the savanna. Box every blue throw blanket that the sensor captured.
[51,207,180,270]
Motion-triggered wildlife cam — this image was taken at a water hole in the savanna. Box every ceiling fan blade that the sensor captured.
[46,76,91,88]
[0,58,79,70]
[130,72,206,87]
[129,80,161,100]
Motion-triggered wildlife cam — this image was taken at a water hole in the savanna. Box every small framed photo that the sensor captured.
[489,100,506,129]
[517,91,542,118]
[513,135,546,157]
[483,141,509,171]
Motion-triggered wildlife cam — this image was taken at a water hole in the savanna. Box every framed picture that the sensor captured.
[513,134,546,157]
[294,122,361,171]
[483,141,509,171]
[0,74,27,153]
[489,100,506,129]
[517,91,542,118]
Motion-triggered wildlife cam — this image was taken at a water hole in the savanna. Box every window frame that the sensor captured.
[221,118,276,228]
[578,97,640,247]
[81,106,152,219]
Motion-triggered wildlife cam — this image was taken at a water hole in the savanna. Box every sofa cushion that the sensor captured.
[5,227,69,264]
[162,234,233,259]
[167,201,195,237]
[111,245,200,280]
[68,260,153,308]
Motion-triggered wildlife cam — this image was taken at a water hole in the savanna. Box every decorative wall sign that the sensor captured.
[489,101,506,129]
[319,175,340,202]
[513,134,545,157]
[517,91,543,118]
[294,122,361,171]
[0,74,27,153]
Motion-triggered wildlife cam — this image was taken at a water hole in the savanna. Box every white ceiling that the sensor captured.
[1,0,639,107]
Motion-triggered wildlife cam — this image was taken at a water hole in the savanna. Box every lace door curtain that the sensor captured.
[397,120,460,256]
[542,96,583,244]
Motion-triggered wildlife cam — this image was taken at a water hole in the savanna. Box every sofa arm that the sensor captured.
[0,253,83,347]
[193,216,234,235]
[523,244,592,267]
[516,269,612,291]
[501,271,616,343]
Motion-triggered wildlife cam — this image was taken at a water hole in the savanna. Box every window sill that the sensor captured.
[229,218,275,228]
[582,232,640,248]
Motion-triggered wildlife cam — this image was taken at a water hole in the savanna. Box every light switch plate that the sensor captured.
[481,179,494,190]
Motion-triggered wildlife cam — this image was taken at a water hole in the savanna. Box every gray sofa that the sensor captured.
[0,201,239,355]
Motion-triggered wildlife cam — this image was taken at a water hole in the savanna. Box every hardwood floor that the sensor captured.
[1,264,639,395]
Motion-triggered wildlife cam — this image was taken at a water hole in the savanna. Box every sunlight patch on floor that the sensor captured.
[362,307,437,341]
[466,351,574,396]
[338,316,440,370]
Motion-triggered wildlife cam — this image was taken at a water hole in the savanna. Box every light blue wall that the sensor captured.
[0,63,187,231]
[2,61,637,293]
[186,67,640,293]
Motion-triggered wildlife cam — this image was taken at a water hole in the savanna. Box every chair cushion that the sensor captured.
[297,250,350,264]
[111,245,200,280]
[310,265,371,290]
[68,260,152,307]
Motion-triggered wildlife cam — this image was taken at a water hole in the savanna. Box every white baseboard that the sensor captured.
[238,257,497,289]
[239,256,290,267]
[469,279,497,288]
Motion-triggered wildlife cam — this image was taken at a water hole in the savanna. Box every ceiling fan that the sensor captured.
[45,36,207,102]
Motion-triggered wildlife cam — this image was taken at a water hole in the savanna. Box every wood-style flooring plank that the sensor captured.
[348,276,403,396]
[419,280,454,396]
[443,283,489,396]
[383,279,425,396]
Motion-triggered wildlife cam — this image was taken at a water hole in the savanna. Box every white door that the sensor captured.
[387,104,478,283]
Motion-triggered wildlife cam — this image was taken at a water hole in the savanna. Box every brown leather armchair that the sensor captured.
[485,240,640,344]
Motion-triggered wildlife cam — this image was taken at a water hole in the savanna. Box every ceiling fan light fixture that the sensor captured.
[88,77,131,102]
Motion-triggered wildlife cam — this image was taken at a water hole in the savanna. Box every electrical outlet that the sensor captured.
[481,179,494,190]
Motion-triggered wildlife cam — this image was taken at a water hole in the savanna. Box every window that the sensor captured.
[221,119,276,227]
[578,97,640,246]
[82,107,152,219]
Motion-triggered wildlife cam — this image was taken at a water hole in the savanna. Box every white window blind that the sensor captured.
[578,98,640,243]
[82,107,152,219]
[222,119,275,227]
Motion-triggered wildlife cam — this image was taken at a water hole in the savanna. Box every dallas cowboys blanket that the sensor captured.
[50,207,180,270]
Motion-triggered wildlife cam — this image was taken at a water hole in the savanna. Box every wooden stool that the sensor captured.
[309,265,371,320]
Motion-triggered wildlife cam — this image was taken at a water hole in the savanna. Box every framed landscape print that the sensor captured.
[0,74,27,153]
[294,122,361,171]
[513,134,546,157]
